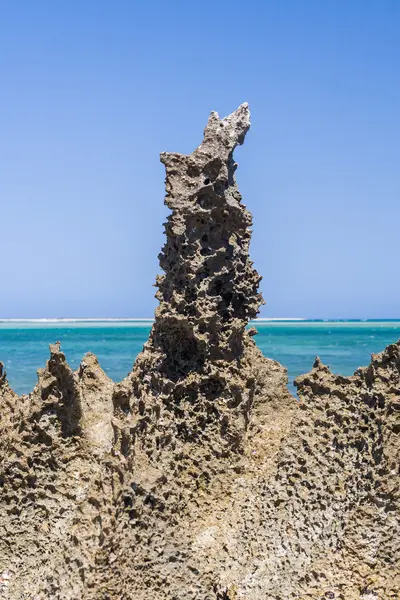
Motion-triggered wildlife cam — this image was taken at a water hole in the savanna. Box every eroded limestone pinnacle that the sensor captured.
[153,102,262,375]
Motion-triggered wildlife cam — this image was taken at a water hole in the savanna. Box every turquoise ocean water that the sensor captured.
[0,320,399,395]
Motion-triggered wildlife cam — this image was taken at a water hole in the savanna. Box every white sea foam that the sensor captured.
[0,317,305,323]
[255,318,306,321]
[0,318,155,323]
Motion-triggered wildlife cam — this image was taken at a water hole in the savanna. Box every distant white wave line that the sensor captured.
[0,317,306,323]
[0,318,155,322]
[256,318,306,321]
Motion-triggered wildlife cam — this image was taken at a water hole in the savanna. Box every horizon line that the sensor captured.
[1,318,400,323]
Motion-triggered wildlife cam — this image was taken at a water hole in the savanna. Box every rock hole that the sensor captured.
[123,496,133,508]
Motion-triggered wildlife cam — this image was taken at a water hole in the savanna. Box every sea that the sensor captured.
[0,319,399,396]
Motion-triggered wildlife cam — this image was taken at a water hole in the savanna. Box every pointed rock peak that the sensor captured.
[79,351,100,372]
[77,353,114,455]
[160,103,250,170]
[36,342,73,384]
[373,339,400,364]
[0,361,15,399]
[49,341,62,356]
[308,357,334,376]
[42,342,69,376]
[0,361,18,399]
[294,357,334,391]
[203,102,251,149]
[0,361,7,385]
[356,338,400,383]
[313,356,326,369]
[78,352,113,386]
[32,341,81,437]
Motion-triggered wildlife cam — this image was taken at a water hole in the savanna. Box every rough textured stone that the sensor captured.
[0,105,398,599]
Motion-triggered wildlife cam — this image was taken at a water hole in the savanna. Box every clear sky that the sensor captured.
[0,1,399,319]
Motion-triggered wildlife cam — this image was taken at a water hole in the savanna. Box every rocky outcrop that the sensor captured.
[292,346,400,599]
[0,105,398,599]
[0,345,119,598]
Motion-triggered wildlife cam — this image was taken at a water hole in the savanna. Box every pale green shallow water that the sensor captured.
[0,320,399,395]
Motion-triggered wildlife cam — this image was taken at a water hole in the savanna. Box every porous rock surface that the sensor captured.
[0,105,398,600]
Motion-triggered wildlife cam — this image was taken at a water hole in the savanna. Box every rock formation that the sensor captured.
[0,105,398,599]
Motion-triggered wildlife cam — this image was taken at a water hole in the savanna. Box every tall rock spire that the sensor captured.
[127,105,277,467]
[151,103,263,378]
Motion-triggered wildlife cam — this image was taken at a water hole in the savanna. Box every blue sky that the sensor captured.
[0,0,399,318]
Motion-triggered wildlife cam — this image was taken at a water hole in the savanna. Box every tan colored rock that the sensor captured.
[0,105,398,599]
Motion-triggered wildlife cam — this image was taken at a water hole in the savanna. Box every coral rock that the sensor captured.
[0,105,398,599]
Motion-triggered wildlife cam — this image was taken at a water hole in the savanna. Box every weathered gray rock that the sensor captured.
[0,105,398,600]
